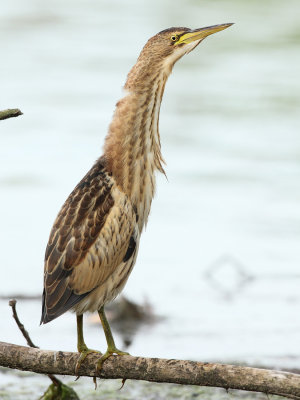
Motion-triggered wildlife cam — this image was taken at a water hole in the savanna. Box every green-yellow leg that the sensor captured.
[96,306,129,372]
[75,314,100,374]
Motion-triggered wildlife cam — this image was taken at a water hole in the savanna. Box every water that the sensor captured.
[0,0,300,391]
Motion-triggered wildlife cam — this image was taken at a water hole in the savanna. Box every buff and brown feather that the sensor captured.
[41,157,138,323]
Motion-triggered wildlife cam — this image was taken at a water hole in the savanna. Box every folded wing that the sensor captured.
[41,158,136,324]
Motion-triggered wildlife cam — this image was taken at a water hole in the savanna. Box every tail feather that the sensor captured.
[40,288,89,324]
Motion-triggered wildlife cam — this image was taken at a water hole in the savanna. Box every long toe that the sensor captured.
[96,348,130,373]
[75,349,101,374]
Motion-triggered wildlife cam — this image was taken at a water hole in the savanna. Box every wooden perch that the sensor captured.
[0,108,23,120]
[0,341,299,399]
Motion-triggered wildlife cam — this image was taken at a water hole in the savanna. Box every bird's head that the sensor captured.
[148,24,233,61]
[126,24,233,89]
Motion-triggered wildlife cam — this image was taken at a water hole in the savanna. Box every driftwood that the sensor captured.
[0,341,299,399]
[0,108,23,120]
[1,300,300,400]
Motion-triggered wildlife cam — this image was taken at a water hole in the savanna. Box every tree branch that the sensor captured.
[8,299,65,389]
[8,299,80,398]
[9,299,38,348]
[0,341,299,399]
[0,108,23,120]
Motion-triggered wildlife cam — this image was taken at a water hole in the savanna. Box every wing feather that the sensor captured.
[41,158,136,324]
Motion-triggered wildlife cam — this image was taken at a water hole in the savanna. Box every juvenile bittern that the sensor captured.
[41,23,232,372]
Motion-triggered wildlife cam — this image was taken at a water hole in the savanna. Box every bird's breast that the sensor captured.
[125,154,156,232]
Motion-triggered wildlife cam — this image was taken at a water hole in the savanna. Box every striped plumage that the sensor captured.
[41,158,138,323]
[40,24,232,371]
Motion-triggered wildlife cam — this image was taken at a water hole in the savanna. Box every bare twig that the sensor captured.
[9,299,37,348]
[0,341,299,400]
[8,299,61,387]
[0,108,23,120]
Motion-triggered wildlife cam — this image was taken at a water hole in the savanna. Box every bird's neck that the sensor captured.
[104,65,169,228]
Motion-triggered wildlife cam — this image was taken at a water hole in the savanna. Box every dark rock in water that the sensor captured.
[88,296,163,349]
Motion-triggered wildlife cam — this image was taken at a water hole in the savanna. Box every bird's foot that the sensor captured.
[75,345,100,374]
[96,347,130,373]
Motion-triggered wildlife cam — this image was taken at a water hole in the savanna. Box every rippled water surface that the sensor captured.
[1,1,300,394]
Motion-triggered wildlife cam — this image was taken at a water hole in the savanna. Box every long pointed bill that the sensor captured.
[176,23,233,45]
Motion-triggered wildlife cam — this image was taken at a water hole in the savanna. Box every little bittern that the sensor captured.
[41,23,232,372]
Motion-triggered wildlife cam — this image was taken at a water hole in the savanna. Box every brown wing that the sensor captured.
[41,158,136,324]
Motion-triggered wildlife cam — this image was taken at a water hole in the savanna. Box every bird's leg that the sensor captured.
[96,306,129,372]
[75,314,100,374]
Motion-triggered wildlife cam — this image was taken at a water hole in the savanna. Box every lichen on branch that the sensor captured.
[0,341,299,400]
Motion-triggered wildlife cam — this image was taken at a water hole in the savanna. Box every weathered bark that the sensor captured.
[0,341,299,399]
[0,108,23,120]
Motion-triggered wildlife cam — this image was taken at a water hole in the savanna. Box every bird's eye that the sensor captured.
[171,35,178,42]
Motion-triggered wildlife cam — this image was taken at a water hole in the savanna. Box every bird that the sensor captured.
[40,23,233,372]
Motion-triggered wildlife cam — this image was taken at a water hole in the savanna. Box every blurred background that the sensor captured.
[0,0,300,396]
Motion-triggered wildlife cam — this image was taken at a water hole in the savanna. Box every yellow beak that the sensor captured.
[176,23,233,45]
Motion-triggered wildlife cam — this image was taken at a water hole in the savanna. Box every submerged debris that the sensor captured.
[39,382,79,400]
[89,296,162,349]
